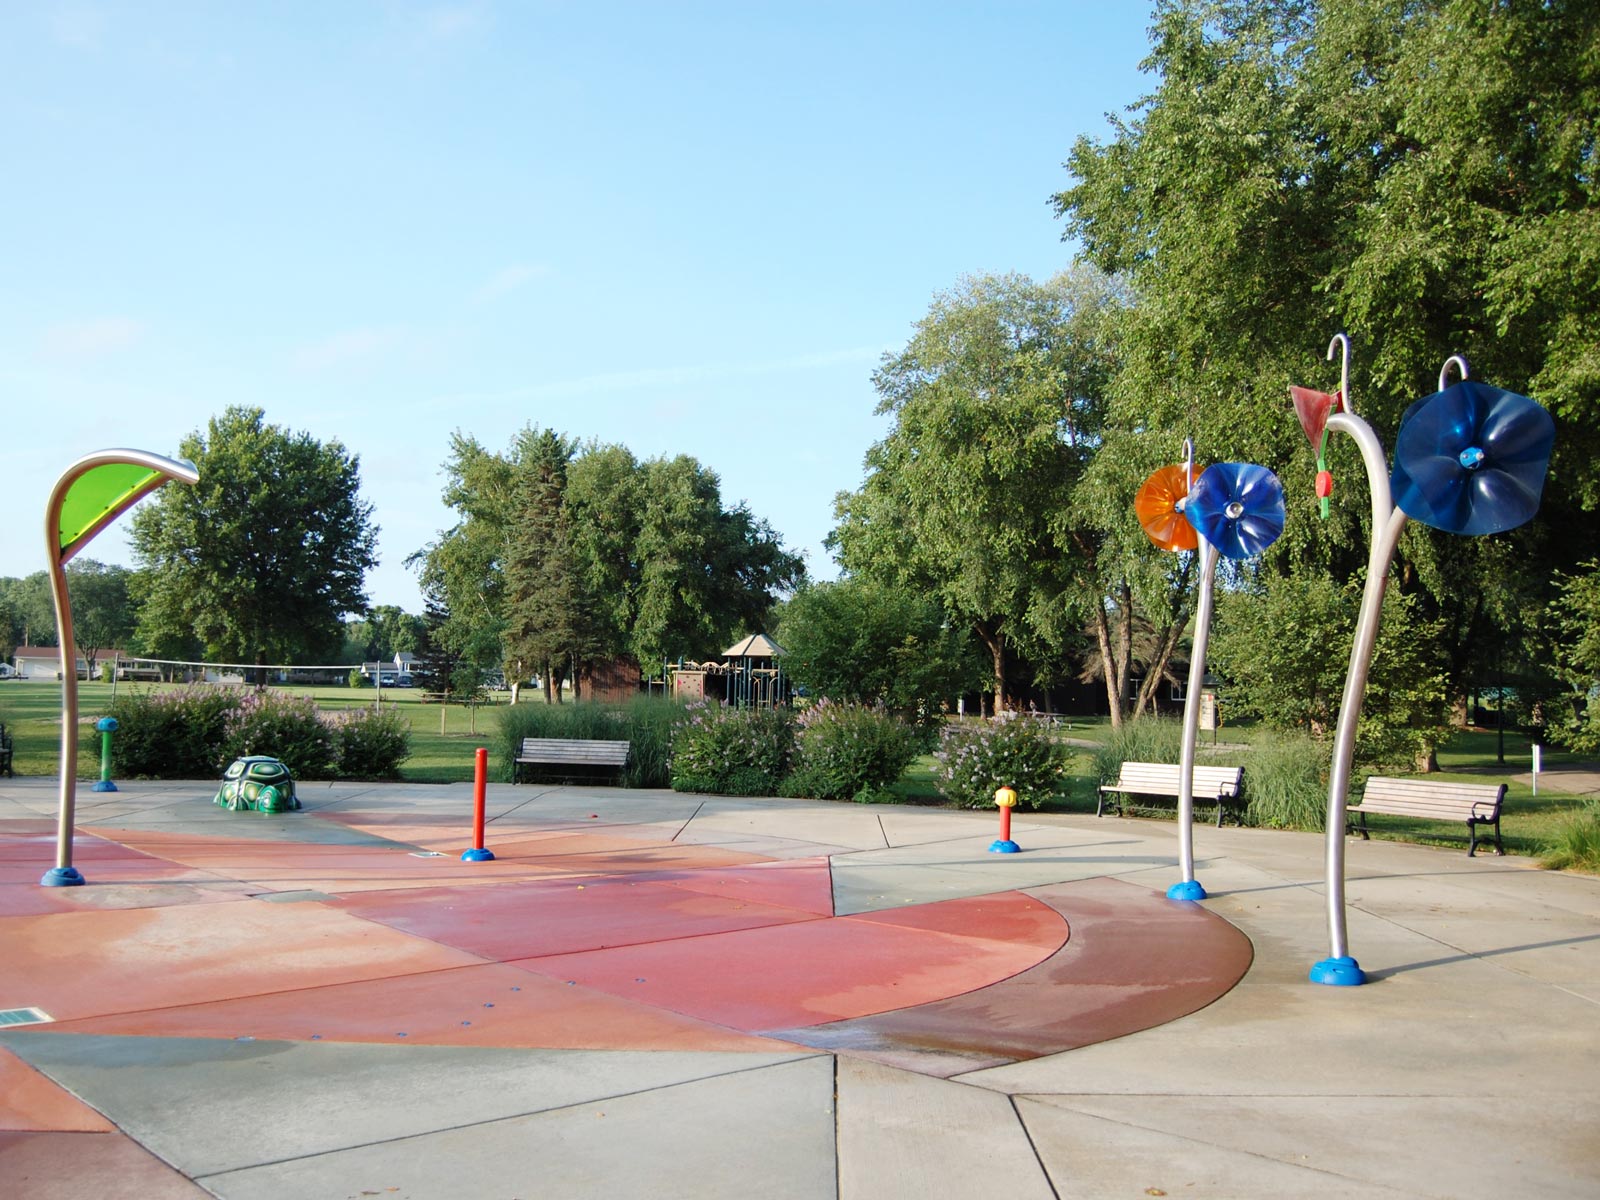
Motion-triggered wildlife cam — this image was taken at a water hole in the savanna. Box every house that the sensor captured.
[12,646,135,681]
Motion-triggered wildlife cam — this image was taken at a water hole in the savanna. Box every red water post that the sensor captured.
[461,747,495,862]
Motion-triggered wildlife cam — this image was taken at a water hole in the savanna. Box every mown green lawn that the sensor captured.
[892,719,1592,861]
[4,682,1590,862]
[0,679,520,784]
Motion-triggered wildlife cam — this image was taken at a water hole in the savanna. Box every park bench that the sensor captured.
[1348,776,1507,857]
[0,724,12,777]
[1097,761,1245,826]
[514,737,630,784]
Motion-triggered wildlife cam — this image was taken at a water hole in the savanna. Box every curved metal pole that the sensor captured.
[1328,333,1352,413]
[1316,505,1407,979]
[44,547,80,879]
[1439,355,1470,392]
[1327,412,1393,536]
[1310,350,1406,983]
[1171,537,1218,900]
[41,449,198,887]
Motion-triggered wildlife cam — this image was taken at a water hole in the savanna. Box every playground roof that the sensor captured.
[722,633,785,659]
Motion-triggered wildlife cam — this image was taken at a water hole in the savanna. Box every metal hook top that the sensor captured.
[1180,437,1195,491]
[1327,332,1352,414]
[1439,354,1470,393]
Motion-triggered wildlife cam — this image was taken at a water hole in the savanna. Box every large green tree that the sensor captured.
[831,268,1139,713]
[414,430,804,692]
[0,573,56,653]
[65,559,136,676]
[1055,0,1599,746]
[130,406,378,674]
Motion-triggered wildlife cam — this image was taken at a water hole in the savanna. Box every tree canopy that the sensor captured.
[130,406,378,670]
[413,428,804,696]
[1046,0,1599,751]
[831,267,1179,716]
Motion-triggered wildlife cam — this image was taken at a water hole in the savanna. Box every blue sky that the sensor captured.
[2,2,1154,613]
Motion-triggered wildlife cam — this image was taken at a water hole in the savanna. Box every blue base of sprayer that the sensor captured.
[41,866,86,887]
[460,847,496,862]
[1309,955,1365,986]
[988,839,1021,854]
[1166,879,1207,901]
[91,780,118,792]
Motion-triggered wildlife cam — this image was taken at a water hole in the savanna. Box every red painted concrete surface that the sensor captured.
[0,808,1251,1129]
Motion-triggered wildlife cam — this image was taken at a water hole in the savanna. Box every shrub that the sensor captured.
[220,690,337,779]
[1541,801,1600,874]
[784,701,918,801]
[935,712,1064,809]
[327,706,412,779]
[109,686,244,778]
[670,702,794,795]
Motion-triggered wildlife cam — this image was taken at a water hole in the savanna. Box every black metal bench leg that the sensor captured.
[1467,818,1479,857]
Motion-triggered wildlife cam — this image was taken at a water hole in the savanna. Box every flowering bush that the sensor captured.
[669,702,794,795]
[108,687,241,778]
[109,687,412,781]
[220,690,337,778]
[935,712,1063,809]
[325,705,412,780]
[783,700,918,801]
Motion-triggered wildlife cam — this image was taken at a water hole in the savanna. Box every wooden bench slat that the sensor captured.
[1349,776,1506,856]
[514,737,631,781]
[1097,761,1245,826]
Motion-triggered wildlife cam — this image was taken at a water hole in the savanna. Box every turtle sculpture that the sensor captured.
[214,756,301,814]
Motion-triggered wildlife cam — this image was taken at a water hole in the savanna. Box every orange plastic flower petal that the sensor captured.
[1135,464,1200,552]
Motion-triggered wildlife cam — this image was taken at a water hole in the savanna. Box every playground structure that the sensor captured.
[668,632,791,709]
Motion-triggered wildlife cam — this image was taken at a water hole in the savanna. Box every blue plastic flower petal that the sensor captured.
[1184,463,1286,559]
[1390,380,1554,535]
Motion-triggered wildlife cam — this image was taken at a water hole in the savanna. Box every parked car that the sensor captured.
[394,673,415,687]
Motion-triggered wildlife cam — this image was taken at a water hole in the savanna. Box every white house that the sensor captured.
[12,647,133,680]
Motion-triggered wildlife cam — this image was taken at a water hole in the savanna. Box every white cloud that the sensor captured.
[291,327,404,371]
[39,316,145,359]
[473,262,549,303]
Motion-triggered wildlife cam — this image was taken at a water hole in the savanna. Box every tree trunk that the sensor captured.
[973,620,1007,713]
[254,650,268,689]
[1093,604,1122,730]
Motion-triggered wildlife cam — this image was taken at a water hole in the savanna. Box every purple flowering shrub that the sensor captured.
[220,689,337,778]
[320,706,412,779]
[669,701,794,795]
[107,687,241,778]
[934,712,1063,809]
[783,700,917,801]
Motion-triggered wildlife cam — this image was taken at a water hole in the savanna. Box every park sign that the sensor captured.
[42,449,199,887]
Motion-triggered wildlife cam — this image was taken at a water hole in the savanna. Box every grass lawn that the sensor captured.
[891,719,1594,862]
[5,682,1591,863]
[0,679,517,785]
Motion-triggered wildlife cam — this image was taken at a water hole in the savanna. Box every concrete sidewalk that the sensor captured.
[1,776,1597,1198]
